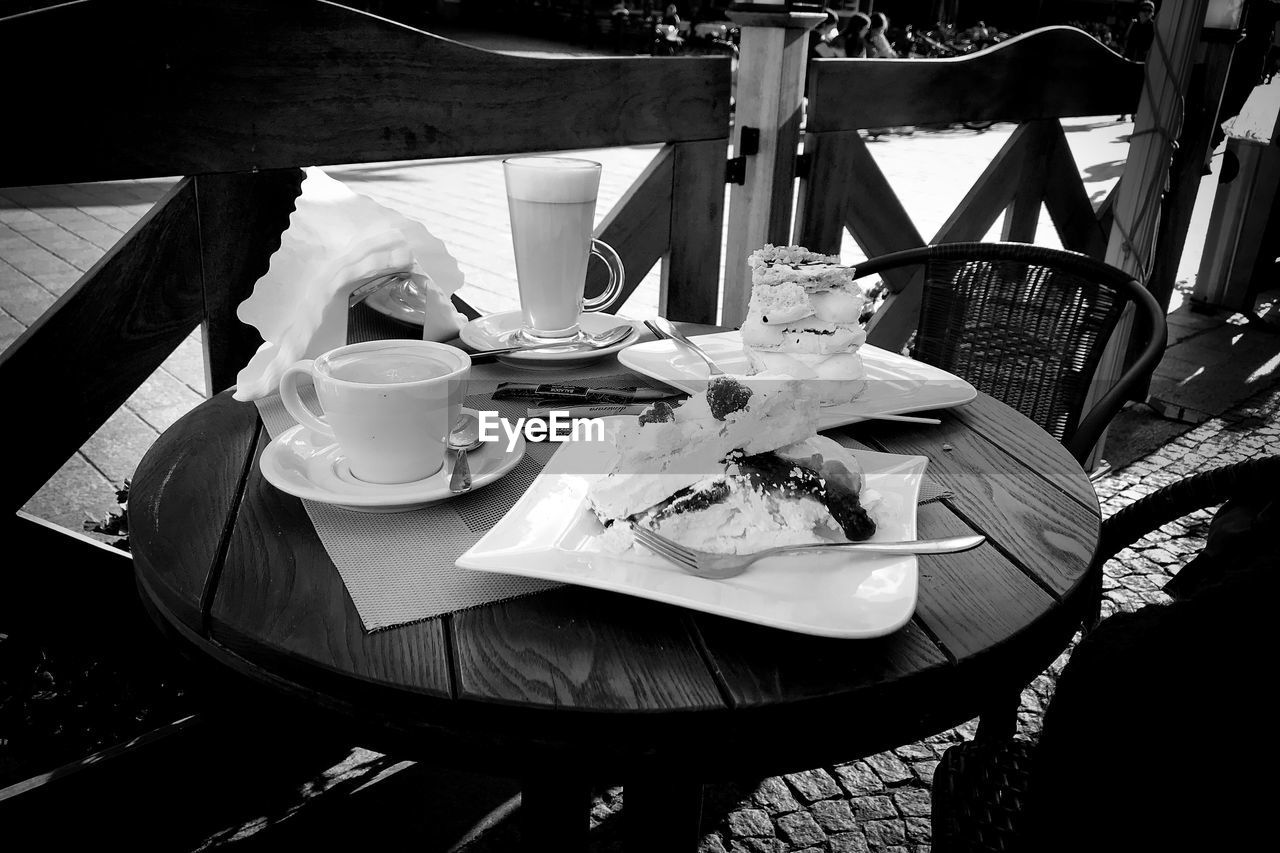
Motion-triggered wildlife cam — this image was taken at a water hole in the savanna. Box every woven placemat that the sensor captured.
[255,349,950,632]
[253,359,677,631]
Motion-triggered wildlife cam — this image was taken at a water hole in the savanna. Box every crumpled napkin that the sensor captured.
[233,167,467,401]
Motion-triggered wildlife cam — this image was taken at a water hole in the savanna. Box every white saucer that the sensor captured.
[459,311,641,369]
[259,408,526,513]
[362,283,427,327]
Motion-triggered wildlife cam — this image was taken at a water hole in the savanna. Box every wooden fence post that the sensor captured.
[1086,0,1212,470]
[722,1,826,326]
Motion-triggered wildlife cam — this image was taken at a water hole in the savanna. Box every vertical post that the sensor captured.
[722,1,826,326]
[1083,0,1212,469]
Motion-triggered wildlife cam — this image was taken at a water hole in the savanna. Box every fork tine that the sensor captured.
[631,526,689,563]
[637,526,697,563]
[631,526,697,568]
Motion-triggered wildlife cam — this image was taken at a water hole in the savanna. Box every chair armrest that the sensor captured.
[1097,454,1280,564]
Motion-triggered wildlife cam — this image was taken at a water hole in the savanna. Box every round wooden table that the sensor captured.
[130,343,1101,851]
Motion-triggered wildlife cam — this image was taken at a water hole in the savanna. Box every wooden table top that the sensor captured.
[130,337,1100,780]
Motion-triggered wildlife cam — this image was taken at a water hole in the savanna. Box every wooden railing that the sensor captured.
[798,27,1145,351]
[0,0,731,525]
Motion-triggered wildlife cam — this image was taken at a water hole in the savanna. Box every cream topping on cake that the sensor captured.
[587,379,878,557]
[742,244,871,405]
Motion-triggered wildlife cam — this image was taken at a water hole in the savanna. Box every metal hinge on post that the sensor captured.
[726,126,760,185]
[795,153,811,179]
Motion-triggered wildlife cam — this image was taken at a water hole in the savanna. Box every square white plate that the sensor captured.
[456,419,927,638]
[618,331,977,430]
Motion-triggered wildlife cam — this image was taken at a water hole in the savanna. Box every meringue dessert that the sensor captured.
[741,244,871,405]
[588,376,877,556]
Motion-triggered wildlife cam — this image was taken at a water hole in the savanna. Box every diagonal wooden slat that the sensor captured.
[863,124,1032,351]
[0,178,203,513]
[931,123,1032,244]
[1042,120,1109,257]
[667,139,730,324]
[590,145,673,312]
[1001,120,1056,243]
[196,169,306,394]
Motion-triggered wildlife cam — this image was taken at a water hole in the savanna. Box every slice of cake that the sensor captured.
[588,376,877,557]
[741,244,871,405]
[588,375,818,522]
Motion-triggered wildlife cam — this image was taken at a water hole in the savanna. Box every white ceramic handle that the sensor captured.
[278,361,333,436]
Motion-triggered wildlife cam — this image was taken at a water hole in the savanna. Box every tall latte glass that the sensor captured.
[503,157,624,342]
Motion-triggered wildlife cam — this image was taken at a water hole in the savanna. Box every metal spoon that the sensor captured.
[447,413,482,493]
[647,317,725,376]
[468,324,635,359]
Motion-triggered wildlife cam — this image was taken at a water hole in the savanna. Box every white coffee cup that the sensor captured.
[503,156,625,341]
[278,340,470,484]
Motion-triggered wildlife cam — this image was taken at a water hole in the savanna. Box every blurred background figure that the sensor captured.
[610,0,630,54]
[865,11,897,57]
[1122,0,1156,61]
[1118,1,1156,120]
[809,7,844,58]
[840,11,870,58]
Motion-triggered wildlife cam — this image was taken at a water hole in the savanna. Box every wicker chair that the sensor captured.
[929,454,1280,853]
[852,243,1168,463]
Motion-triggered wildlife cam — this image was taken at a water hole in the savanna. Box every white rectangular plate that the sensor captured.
[618,332,978,430]
[457,420,927,638]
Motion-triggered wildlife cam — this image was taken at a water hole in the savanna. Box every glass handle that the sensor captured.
[582,239,625,313]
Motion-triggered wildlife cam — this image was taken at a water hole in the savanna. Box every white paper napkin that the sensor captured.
[233,168,468,401]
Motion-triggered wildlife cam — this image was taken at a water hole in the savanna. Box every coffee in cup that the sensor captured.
[503,156,625,342]
[279,340,469,484]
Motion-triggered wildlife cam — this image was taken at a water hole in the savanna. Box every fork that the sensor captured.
[645,318,726,377]
[631,525,985,580]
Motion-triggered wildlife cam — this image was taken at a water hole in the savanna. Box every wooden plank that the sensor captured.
[837,129,925,294]
[945,395,1101,513]
[130,391,261,630]
[722,13,818,325]
[1148,41,1236,314]
[196,169,306,394]
[910,502,1057,661]
[0,0,731,187]
[793,132,849,255]
[667,139,728,324]
[806,26,1145,132]
[932,123,1030,243]
[863,126,1029,353]
[693,612,946,708]
[451,588,725,712]
[1089,0,1213,467]
[856,415,1099,598]
[1042,120,1109,257]
[0,178,203,514]
[590,146,673,313]
[1001,120,1054,243]
[208,428,454,697]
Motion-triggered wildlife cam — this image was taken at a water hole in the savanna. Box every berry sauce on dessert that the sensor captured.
[730,450,876,541]
[706,376,753,420]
